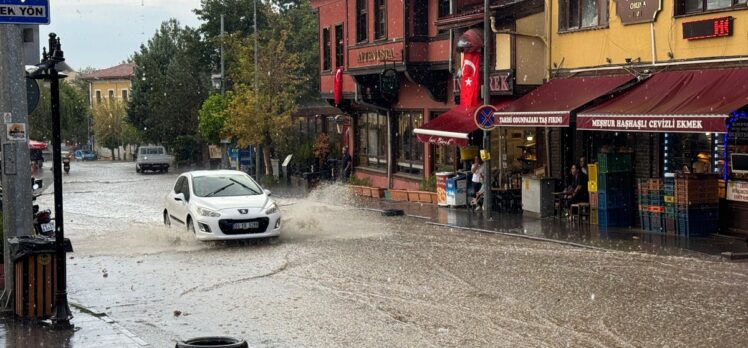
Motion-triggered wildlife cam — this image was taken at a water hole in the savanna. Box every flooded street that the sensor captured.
[21,162,748,347]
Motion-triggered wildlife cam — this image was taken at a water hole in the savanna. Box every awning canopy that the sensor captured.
[414,106,477,147]
[578,69,748,133]
[494,75,635,127]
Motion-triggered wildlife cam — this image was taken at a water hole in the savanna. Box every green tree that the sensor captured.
[93,100,128,160]
[198,93,231,145]
[28,80,90,145]
[128,20,211,150]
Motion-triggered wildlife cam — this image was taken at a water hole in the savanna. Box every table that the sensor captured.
[491,188,522,213]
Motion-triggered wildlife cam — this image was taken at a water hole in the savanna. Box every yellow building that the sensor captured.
[81,63,134,106]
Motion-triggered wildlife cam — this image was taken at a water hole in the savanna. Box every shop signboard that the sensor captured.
[615,0,661,25]
[728,118,748,145]
[726,181,748,202]
[495,112,570,127]
[577,115,727,132]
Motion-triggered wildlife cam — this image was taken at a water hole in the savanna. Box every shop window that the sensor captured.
[431,111,456,171]
[357,112,387,169]
[438,0,451,18]
[677,0,746,15]
[356,0,368,43]
[322,27,331,71]
[397,111,424,175]
[559,0,608,31]
[375,0,386,39]
[335,25,344,68]
[413,1,428,37]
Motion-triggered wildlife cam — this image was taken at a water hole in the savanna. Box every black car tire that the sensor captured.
[187,218,196,234]
[164,211,171,227]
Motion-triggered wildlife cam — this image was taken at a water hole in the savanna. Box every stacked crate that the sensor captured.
[596,153,633,227]
[674,174,720,236]
[637,179,650,231]
[662,177,676,234]
[588,164,598,224]
[647,179,664,232]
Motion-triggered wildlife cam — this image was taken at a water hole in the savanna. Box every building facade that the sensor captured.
[81,63,135,106]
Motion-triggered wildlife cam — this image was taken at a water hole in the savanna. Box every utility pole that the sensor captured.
[0,25,33,310]
[482,0,493,215]
[253,0,262,179]
[220,14,228,169]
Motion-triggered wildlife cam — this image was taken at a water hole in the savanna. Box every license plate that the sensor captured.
[233,222,259,230]
[41,222,54,233]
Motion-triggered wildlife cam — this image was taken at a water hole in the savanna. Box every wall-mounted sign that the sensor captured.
[683,16,733,40]
[727,181,748,202]
[615,0,661,25]
[577,115,726,132]
[728,118,748,145]
[489,71,513,95]
[7,122,27,141]
[0,0,50,25]
[357,48,395,63]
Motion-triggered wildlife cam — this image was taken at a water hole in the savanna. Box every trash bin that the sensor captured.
[435,172,453,207]
[8,236,73,320]
[446,174,467,207]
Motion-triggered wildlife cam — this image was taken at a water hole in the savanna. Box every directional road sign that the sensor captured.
[474,105,498,131]
[0,0,50,25]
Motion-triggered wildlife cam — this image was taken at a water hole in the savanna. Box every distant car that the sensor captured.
[163,170,281,241]
[74,149,97,161]
[136,145,172,173]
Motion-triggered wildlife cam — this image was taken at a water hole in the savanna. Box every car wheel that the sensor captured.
[136,165,141,173]
[163,211,171,227]
[187,218,196,234]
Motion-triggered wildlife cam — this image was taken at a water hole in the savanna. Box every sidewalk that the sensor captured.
[0,304,148,347]
[272,183,748,259]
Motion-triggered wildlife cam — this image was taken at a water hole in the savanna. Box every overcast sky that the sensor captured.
[40,0,202,70]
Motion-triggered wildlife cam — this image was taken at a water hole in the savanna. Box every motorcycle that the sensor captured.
[63,155,70,174]
[31,178,55,237]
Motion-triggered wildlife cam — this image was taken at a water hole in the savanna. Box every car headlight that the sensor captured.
[265,202,279,215]
[197,207,221,217]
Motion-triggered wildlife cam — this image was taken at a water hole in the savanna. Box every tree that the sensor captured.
[28,80,90,145]
[223,17,307,175]
[92,100,128,160]
[198,93,231,145]
[128,20,211,153]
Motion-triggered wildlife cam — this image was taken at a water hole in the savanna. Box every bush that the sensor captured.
[260,175,279,187]
[419,175,436,192]
[170,135,201,165]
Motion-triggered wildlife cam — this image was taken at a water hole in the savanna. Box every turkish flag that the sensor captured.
[333,66,344,106]
[460,52,481,107]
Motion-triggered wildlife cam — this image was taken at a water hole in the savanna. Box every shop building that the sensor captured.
[311,0,551,195]
[543,0,748,235]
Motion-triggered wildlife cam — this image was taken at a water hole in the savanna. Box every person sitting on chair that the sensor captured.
[566,164,589,209]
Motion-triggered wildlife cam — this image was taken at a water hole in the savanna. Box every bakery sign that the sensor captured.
[615,0,661,25]
[727,181,748,202]
[577,115,727,132]
[357,48,395,63]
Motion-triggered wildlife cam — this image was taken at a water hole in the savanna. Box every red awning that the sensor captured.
[414,106,477,147]
[29,140,48,150]
[414,100,514,147]
[494,75,635,127]
[578,69,748,133]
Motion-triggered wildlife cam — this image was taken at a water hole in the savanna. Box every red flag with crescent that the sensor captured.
[333,66,344,106]
[460,52,481,107]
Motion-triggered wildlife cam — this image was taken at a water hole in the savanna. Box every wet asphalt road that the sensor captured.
[29,162,748,347]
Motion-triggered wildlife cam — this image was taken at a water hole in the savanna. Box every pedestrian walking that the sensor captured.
[341,146,352,181]
[471,155,483,198]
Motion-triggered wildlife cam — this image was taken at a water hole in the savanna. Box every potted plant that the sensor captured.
[406,175,437,204]
[389,189,409,201]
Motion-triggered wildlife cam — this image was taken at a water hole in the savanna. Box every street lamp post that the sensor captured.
[482,0,493,215]
[28,33,73,329]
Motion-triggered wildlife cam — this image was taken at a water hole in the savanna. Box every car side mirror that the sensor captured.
[264,189,272,196]
[174,193,185,202]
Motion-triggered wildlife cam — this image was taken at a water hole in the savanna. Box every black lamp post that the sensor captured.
[28,33,73,329]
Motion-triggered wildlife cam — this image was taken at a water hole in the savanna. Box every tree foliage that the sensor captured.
[92,100,133,159]
[28,80,90,145]
[128,20,211,148]
[198,93,231,145]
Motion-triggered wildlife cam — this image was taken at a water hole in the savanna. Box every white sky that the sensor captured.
[40,0,202,70]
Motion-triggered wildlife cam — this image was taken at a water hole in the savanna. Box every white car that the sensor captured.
[163,170,281,241]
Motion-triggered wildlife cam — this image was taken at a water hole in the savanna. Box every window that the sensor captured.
[396,111,424,175]
[108,89,115,101]
[356,0,368,43]
[121,89,128,100]
[438,0,451,18]
[323,27,331,71]
[173,176,185,194]
[413,1,428,36]
[677,0,746,15]
[559,0,608,31]
[374,0,386,39]
[95,90,101,104]
[335,25,344,67]
[357,112,387,169]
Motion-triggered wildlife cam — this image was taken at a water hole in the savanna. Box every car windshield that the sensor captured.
[192,174,263,197]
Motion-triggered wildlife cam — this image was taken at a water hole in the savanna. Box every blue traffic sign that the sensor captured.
[0,0,50,25]
[474,105,498,131]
